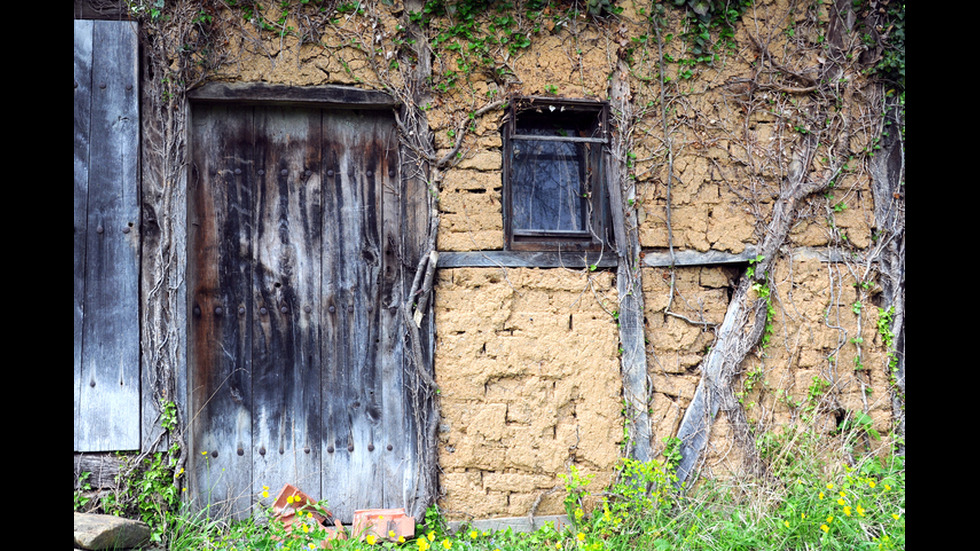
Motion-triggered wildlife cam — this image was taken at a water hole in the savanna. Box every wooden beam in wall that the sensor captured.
[188,82,398,109]
[437,246,854,269]
[437,251,618,269]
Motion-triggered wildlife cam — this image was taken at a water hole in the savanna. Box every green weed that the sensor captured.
[74,471,93,511]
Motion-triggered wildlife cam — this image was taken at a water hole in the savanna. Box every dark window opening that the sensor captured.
[503,98,611,251]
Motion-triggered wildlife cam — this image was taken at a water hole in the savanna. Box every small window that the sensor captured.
[503,97,611,251]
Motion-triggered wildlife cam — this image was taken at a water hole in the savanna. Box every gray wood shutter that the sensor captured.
[74,20,141,452]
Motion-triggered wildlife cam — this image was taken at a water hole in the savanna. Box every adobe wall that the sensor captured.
[185,0,898,521]
[434,268,621,518]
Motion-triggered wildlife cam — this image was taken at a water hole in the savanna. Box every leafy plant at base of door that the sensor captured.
[101,401,183,544]
[74,471,93,511]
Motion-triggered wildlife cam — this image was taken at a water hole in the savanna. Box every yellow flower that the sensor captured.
[783,520,790,528]
[470,530,479,539]
[818,491,825,500]
[826,483,834,489]
[868,480,876,488]
[442,539,452,549]
[856,505,865,516]
[391,530,398,539]
[262,490,269,498]
[287,495,295,504]
[427,531,436,542]
[837,498,846,506]
[820,524,829,533]
[574,508,585,520]
[417,538,430,551]
[884,484,891,491]
[303,524,310,534]
[577,532,586,542]
[843,506,852,517]
[366,534,377,545]
[891,513,900,520]
[399,536,406,544]
[826,516,833,523]
[556,543,563,550]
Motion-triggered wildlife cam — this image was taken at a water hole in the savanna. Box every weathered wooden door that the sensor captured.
[188,104,414,521]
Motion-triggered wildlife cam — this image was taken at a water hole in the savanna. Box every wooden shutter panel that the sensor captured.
[74,20,141,452]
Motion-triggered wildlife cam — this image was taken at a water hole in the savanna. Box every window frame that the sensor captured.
[502,97,611,252]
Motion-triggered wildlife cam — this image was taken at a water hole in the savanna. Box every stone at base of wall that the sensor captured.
[74,512,151,550]
[448,515,571,534]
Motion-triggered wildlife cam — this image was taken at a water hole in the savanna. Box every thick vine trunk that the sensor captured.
[398,0,441,520]
[138,9,196,463]
[869,99,905,456]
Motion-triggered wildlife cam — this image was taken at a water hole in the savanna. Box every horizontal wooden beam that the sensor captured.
[640,247,760,268]
[437,250,618,269]
[74,0,130,20]
[510,134,607,143]
[74,453,126,490]
[640,246,862,267]
[438,246,855,269]
[188,82,398,109]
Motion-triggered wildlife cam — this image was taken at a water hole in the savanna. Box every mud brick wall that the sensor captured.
[643,265,737,440]
[436,148,505,251]
[434,268,622,519]
[641,254,893,478]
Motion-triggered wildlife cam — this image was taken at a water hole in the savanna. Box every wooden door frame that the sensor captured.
[184,83,434,518]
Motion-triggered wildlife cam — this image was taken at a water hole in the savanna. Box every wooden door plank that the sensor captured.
[378,120,413,509]
[320,110,386,521]
[188,104,255,518]
[251,107,323,498]
[74,19,93,452]
[74,20,141,452]
[319,129,352,517]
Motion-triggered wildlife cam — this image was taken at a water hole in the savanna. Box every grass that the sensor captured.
[77,405,904,550]
[116,449,902,550]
